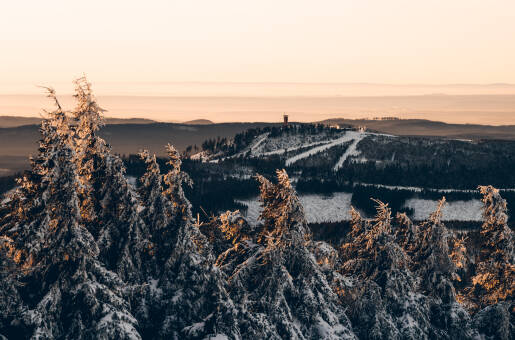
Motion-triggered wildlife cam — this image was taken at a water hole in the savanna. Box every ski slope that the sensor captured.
[333,133,367,170]
[285,131,364,167]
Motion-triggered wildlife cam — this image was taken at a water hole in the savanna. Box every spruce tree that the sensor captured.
[469,186,515,340]
[469,186,514,308]
[201,210,258,276]
[71,77,150,283]
[409,198,475,339]
[0,96,141,339]
[136,145,240,339]
[137,149,177,275]
[223,170,356,339]
[0,237,25,339]
[340,200,431,340]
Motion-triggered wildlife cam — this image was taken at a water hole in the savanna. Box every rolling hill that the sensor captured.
[321,118,515,140]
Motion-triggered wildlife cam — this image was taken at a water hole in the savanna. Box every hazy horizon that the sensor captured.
[2,1,515,124]
[2,83,515,125]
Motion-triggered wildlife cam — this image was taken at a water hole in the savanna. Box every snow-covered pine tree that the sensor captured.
[137,149,180,276]
[469,186,515,308]
[410,198,456,291]
[0,237,25,339]
[394,212,418,256]
[223,170,356,339]
[0,97,141,339]
[339,200,431,340]
[201,210,258,277]
[71,77,150,283]
[135,145,240,340]
[0,88,72,272]
[94,152,150,282]
[310,239,356,321]
[162,144,193,223]
[408,198,475,339]
[71,77,109,237]
[468,186,515,339]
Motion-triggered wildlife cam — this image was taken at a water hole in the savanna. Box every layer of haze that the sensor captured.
[1,0,515,124]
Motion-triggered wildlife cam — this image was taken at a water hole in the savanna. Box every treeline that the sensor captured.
[120,151,515,226]
[122,154,259,219]
[292,160,515,190]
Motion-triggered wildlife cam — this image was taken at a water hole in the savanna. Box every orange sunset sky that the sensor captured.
[1,0,515,124]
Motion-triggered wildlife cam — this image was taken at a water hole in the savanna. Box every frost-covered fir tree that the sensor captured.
[0,99,141,339]
[221,170,356,339]
[201,210,258,277]
[394,212,418,255]
[138,150,170,237]
[408,198,475,339]
[137,149,182,277]
[71,77,109,235]
[71,77,150,282]
[339,200,431,340]
[468,186,515,339]
[0,237,25,339]
[469,186,514,309]
[162,144,193,223]
[134,145,240,339]
[94,152,151,282]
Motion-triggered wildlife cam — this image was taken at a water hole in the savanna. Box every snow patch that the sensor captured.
[286,131,363,166]
[238,192,353,224]
[333,132,367,170]
[205,334,229,340]
[126,176,138,187]
[404,198,484,221]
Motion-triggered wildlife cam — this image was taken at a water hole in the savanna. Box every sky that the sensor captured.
[1,1,515,123]
[1,1,515,91]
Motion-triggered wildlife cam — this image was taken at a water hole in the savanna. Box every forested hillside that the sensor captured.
[0,80,513,339]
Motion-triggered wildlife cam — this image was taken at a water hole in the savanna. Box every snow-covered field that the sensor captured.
[404,198,484,221]
[126,176,138,187]
[238,193,487,224]
[237,192,353,224]
[356,182,515,194]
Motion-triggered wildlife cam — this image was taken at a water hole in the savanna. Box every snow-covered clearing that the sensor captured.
[286,131,365,167]
[404,198,484,221]
[238,193,487,224]
[250,133,269,153]
[251,131,342,157]
[190,151,210,162]
[126,176,138,187]
[237,192,353,224]
[206,335,229,340]
[222,133,270,160]
[356,182,515,194]
[261,140,333,156]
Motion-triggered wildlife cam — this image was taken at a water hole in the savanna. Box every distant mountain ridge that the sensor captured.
[0,122,280,174]
[0,115,158,128]
[320,118,515,140]
[183,119,214,125]
[1,117,515,175]
[0,115,218,128]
